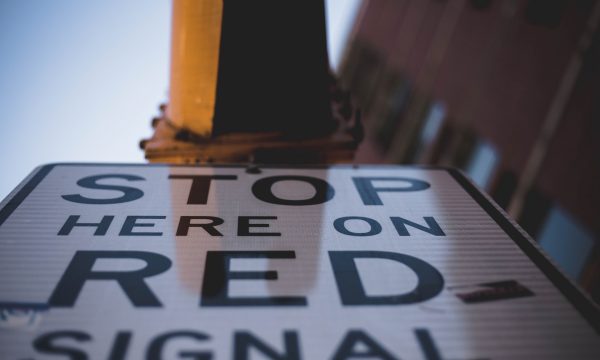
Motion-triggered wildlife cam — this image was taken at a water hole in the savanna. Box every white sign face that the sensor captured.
[0,164,598,359]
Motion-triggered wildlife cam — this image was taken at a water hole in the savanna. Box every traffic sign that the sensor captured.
[0,163,598,359]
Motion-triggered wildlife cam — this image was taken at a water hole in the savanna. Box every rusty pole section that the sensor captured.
[141,0,362,164]
[168,0,222,137]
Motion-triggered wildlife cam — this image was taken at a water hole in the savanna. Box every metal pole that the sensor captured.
[167,0,222,137]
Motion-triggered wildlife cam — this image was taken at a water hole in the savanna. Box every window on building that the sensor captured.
[451,129,477,169]
[464,139,499,189]
[343,41,384,116]
[491,170,517,209]
[538,206,596,280]
[518,188,552,238]
[373,76,412,152]
[420,102,446,147]
[412,101,446,161]
[428,121,454,164]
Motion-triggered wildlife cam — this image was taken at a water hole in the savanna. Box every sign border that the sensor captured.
[0,162,598,332]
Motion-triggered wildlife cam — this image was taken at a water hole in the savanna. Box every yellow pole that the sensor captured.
[168,0,223,137]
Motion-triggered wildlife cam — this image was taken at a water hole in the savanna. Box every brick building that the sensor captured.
[339,0,600,301]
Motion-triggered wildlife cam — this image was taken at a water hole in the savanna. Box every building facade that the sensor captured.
[340,0,600,302]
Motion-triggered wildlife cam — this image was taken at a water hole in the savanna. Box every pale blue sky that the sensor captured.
[0,0,362,200]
